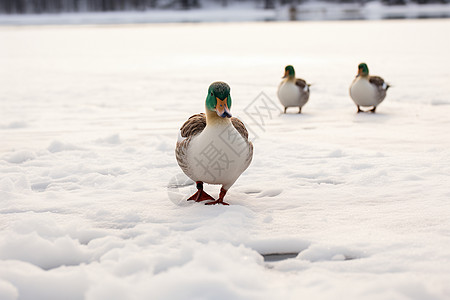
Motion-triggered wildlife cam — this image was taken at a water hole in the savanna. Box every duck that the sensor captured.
[277,65,310,114]
[349,63,390,113]
[175,82,253,205]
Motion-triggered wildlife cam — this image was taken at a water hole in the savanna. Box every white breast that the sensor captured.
[186,123,251,190]
[278,81,302,108]
[350,77,380,107]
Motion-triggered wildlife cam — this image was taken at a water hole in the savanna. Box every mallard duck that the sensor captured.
[277,65,310,114]
[175,82,253,205]
[349,63,390,113]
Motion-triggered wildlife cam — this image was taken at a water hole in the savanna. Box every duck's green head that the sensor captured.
[205,81,232,118]
[283,65,295,78]
[358,63,369,77]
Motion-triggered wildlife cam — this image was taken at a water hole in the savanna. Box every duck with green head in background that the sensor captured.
[277,65,311,114]
[349,63,390,113]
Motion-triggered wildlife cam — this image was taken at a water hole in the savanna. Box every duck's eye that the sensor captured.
[210,92,213,96]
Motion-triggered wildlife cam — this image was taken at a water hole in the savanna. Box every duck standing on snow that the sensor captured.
[349,63,390,113]
[277,65,310,114]
[175,82,253,205]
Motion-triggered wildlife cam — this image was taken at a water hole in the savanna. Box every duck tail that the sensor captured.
[385,83,391,91]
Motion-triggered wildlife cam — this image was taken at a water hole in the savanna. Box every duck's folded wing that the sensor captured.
[295,78,310,92]
[176,113,206,175]
[231,117,253,170]
[180,113,206,139]
[231,117,249,140]
[369,76,390,90]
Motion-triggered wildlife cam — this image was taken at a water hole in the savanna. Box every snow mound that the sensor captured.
[0,260,88,300]
[48,140,82,153]
[2,150,36,164]
[297,244,364,262]
[0,232,91,270]
[0,175,31,193]
[0,178,15,193]
[247,238,310,255]
[430,99,450,106]
[96,134,121,145]
[0,280,18,300]
[256,188,283,198]
[0,121,27,129]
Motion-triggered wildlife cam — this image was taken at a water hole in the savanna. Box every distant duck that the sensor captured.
[349,63,390,113]
[277,65,310,114]
[175,82,253,205]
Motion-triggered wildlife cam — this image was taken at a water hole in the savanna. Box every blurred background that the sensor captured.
[1,0,450,24]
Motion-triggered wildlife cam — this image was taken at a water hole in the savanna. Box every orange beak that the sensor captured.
[282,70,289,78]
[215,97,231,118]
[357,67,363,77]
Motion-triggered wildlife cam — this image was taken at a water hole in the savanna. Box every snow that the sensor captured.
[1,19,450,299]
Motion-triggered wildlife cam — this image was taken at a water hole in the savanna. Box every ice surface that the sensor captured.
[1,19,450,299]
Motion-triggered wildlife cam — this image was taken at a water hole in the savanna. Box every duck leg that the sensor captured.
[205,187,230,206]
[284,107,287,114]
[187,181,215,202]
[369,106,377,113]
[298,107,302,114]
[357,105,363,113]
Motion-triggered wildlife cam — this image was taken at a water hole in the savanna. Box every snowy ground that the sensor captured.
[1,19,450,299]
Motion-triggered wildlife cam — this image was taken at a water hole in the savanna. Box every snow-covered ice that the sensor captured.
[1,19,450,299]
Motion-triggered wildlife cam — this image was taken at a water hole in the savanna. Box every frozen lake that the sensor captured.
[1,20,450,299]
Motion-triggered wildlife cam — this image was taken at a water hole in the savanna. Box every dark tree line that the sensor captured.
[0,0,447,14]
[0,0,160,13]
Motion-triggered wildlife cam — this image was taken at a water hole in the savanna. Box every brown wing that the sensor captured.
[369,76,390,103]
[369,76,390,90]
[231,117,249,140]
[231,117,253,173]
[180,113,206,138]
[246,141,254,169]
[176,113,206,177]
[295,78,308,90]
